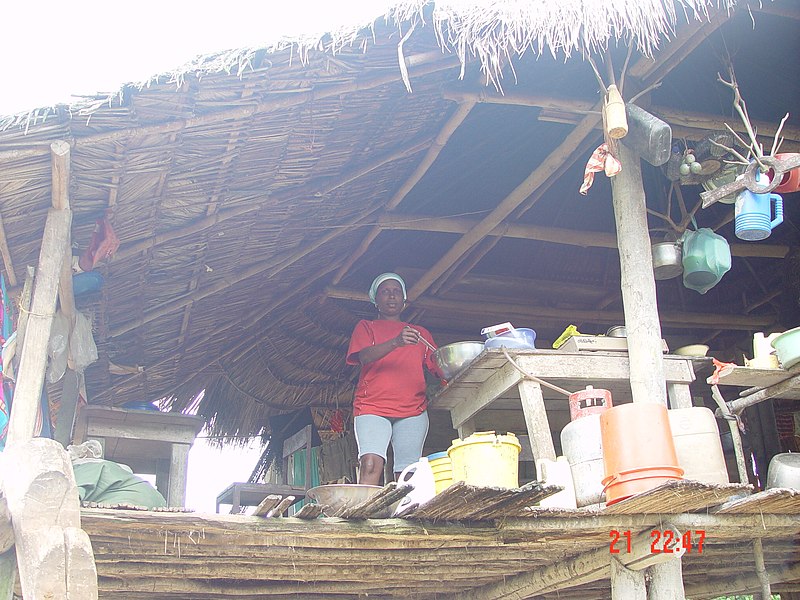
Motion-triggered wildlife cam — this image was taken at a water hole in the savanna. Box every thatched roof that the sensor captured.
[0,0,797,445]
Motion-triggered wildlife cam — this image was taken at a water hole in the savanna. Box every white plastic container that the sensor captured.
[536,456,577,509]
[560,414,605,507]
[393,457,436,516]
[668,407,729,485]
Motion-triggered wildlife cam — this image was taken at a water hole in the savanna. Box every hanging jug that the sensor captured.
[681,228,731,294]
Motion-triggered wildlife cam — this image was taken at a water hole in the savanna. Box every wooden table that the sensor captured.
[429,348,696,462]
[72,405,205,507]
[215,482,307,514]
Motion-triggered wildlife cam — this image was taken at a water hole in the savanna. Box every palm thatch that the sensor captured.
[0,0,797,449]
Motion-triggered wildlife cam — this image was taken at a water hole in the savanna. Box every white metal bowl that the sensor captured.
[305,484,400,518]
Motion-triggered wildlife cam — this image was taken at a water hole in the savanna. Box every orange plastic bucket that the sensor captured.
[600,403,683,505]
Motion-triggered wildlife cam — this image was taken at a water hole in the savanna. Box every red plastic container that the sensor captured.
[568,386,612,421]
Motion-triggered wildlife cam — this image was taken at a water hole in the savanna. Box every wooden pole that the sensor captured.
[753,538,772,599]
[611,556,646,600]
[5,210,71,446]
[648,558,686,600]
[611,143,667,406]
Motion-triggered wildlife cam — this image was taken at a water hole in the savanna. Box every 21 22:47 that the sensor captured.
[609,530,706,554]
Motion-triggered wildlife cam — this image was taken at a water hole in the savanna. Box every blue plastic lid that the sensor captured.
[427,451,449,460]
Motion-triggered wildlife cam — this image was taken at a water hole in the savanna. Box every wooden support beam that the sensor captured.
[444,89,800,146]
[6,209,71,446]
[612,143,667,405]
[407,107,603,302]
[379,213,790,258]
[333,100,476,285]
[325,286,775,330]
[452,528,681,600]
[685,561,800,598]
[648,558,685,600]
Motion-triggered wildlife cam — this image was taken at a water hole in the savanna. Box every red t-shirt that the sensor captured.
[346,320,439,418]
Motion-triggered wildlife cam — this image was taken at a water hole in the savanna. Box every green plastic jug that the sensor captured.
[681,228,731,294]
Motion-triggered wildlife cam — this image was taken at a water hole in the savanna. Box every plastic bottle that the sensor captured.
[393,457,436,516]
[536,456,578,509]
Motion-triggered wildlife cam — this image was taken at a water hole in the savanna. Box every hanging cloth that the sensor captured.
[579,143,622,195]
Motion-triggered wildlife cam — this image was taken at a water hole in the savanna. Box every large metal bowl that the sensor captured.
[433,341,485,380]
[305,484,400,517]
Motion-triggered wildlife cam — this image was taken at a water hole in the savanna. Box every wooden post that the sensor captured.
[7,141,73,447]
[649,559,686,600]
[518,380,557,462]
[167,443,191,507]
[611,143,667,406]
[753,538,772,598]
[6,210,71,446]
[611,556,646,600]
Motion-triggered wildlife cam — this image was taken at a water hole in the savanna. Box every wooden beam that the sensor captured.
[6,209,71,446]
[325,286,775,330]
[452,529,680,600]
[333,100,476,285]
[443,90,800,145]
[407,107,603,302]
[379,213,790,258]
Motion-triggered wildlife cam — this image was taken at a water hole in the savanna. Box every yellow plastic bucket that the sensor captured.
[427,452,453,494]
[447,431,521,489]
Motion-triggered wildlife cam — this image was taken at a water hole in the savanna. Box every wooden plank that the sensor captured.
[446,361,521,425]
[518,380,556,462]
[82,422,202,445]
[6,209,71,446]
[708,363,799,389]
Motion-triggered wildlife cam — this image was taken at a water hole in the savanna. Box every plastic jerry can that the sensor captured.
[393,457,436,516]
[536,456,577,509]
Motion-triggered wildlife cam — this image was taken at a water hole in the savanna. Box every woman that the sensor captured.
[346,273,440,485]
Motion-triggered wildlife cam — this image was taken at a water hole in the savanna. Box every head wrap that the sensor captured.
[368,272,407,305]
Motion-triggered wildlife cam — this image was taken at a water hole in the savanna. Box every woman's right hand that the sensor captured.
[395,326,421,347]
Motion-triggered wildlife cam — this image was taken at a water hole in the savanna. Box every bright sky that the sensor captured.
[1,1,394,115]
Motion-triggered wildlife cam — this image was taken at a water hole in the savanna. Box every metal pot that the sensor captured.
[766,453,800,490]
[606,325,626,338]
[651,241,683,280]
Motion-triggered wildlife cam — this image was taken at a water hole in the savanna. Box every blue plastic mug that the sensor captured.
[734,188,783,241]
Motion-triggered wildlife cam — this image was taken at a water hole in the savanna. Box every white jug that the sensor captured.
[393,457,436,516]
[536,456,577,509]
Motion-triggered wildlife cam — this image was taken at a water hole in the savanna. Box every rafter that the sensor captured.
[332,100,476,285]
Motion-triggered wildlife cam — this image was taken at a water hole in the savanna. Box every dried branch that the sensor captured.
[628,81,662,105]
[618,44,634,95]
[647,207,679,232]
[717,67,767,171]
[586,52,607,94]
[709,138,751,166]
[771,112,790,156]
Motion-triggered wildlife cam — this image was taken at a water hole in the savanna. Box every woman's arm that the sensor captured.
[358,326,420,365]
